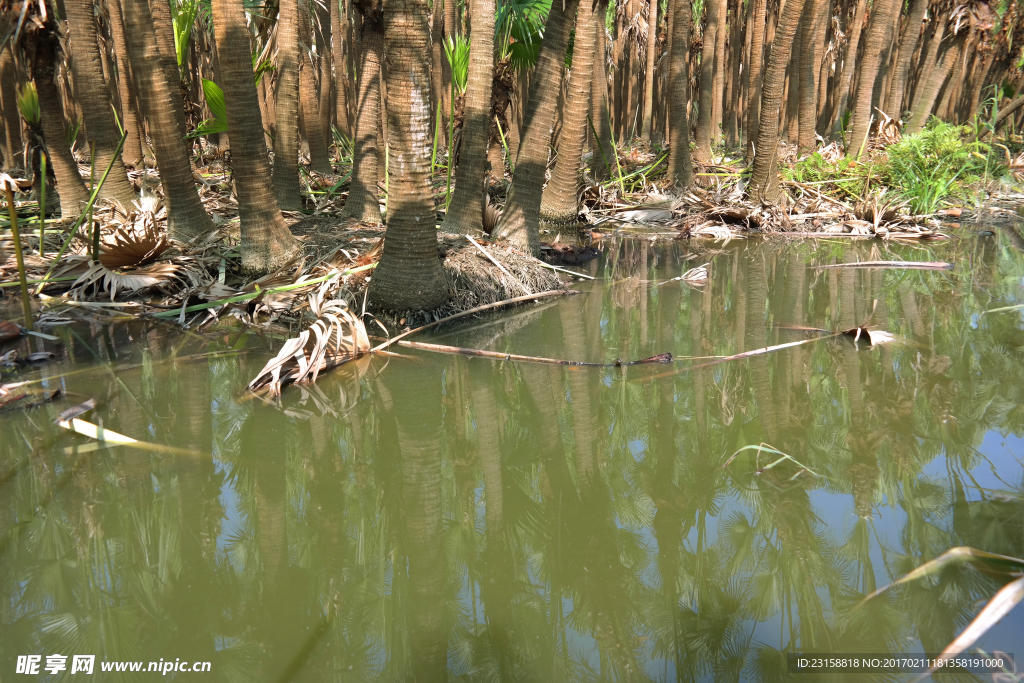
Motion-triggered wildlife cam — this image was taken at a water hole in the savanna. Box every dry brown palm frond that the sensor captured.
[99,225,169,269]
[247,282,371,397]
[64,256,211,300]
[658,263,710,287]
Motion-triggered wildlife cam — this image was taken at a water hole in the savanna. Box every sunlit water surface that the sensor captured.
[2,231,1024,681]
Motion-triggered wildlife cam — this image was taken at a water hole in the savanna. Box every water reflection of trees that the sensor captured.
[1,235,1023,681]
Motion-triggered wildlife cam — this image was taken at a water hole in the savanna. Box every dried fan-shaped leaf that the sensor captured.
[248,284,371,396]
[99,225,169,269]
[66,258,211,301]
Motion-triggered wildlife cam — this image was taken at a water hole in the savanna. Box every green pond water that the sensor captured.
[2,230,1024,681]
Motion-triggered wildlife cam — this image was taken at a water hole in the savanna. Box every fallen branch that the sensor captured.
[813,260,953,270]
[466,235,532,294]
[372,290,579,353]
[398,340,674,366]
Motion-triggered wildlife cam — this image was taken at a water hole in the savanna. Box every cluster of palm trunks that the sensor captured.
[0,0,1020,311]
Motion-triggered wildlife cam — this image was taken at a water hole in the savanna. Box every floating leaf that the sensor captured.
[247,282,371,396]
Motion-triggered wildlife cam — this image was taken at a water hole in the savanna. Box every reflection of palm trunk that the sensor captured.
[747,254,778,443]
[394,363,447,683]
[470,362,514,677]
[560,305,597,484]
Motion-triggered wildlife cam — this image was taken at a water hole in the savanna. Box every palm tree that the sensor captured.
[340,0,384,223]
[640,0,659,141]
[441,0,496,235]
[299,0,333,174]
[0,46,21,170]
[745,0,767,159]
[539,0,598,228]
[103,0,146,167]
[746,0,805,202]
[696,0,724,160]
[272,0,304,210]
[491,0,580,255]
[667,0,694,186]
[366,0,449,311]
[64,0,137,208]
[847,0,899,156]
[17,12,90,216]
[211,0,301,274]
[122,0,215,240]
[591,0,613,180]
[885,0,929,117]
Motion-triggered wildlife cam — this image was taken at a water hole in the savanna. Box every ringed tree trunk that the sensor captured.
[641,0,659,140]
[491,0,581,255]
[695,0,722,160]
[885,0,928,117]
[667,0,694,186]
[0,47,21,170]
[340,0,383,224]
[441,0,496,234]
[366,0,449,312]
[332,0,351,135]
[65,0,137,208]
[211,0,301,275]
[103,0,146,167]
[299,0,333,173]
[747,0,806,201]
[832,0,869,127]
[592,3,614,180]
[744,0,767,159]
[906,28,966,134]
[539,0,599,227]
[123,0,214,239]
[272,0,304,210]
[24,22,90,215]
[316,0,334,150]
[798,0,825,154]
[846,0,898,157]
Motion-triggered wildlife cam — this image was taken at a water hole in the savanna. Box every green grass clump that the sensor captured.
[883,118,1002,214]
[783,153,869,201]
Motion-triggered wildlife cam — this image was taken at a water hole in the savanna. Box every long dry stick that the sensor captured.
[397,340,677,366]
[371,290,579,353]
[466,235,532,294]
[813,260,953,270]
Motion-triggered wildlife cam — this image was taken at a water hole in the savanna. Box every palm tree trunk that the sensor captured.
[725,0,744,147]
[0,47,20,170]
[64,0,137,208]
[491,0,580,254]
[798,0,825,154]
[641,0,660,140]
[430,0,445,143]
[747,0,805,201]
[299,0,333,173]
[592,4,613,180]
[744,0,767,159]
[668,0,694,186]
[441,0,495,234]
[907,28,964,133]
[211,0,300,275]
[122,0,214,239]
[272,0,304,210]
[906,17,944,114]
[340,5,383,223]
[366,0,448,312]
[316,0,334,149]
[103,0,146,167]
[832,0,868,127]
[847,0,898,156]
[540,0,598,227]
[695,0,722,160]
[885,0,928,117]
[28,27,90,216]
[332,0,351,135]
